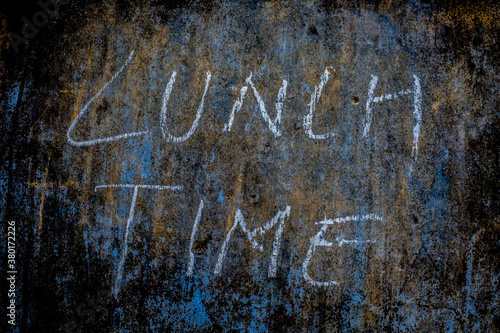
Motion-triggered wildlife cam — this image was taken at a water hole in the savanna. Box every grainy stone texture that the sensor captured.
[0,0,499,332]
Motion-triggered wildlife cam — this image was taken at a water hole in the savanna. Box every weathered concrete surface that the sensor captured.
[1,0,499,331]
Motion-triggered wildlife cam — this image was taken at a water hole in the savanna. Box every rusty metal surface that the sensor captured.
[1,0,499,332]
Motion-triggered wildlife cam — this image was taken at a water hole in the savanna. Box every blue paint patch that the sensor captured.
[8,84,20,110]
[218,190,224,202]
[190,288,212,328]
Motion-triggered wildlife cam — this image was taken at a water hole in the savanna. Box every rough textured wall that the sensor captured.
[0,0,499,332]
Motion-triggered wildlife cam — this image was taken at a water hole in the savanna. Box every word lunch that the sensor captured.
[66,50,422,160]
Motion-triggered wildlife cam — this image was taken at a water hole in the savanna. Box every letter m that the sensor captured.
[214,206,291,277]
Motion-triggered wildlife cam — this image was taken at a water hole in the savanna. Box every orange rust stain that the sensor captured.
[72,80,87,120]
[71,51,94,121]
[115,210,126,224]
[78,51,96,226]
[226,213,234,232]
[400,177,406,197]
[29,180,79,188]
[0,19,10,51]
[37,154,51,234]
[432,95,440,115]
[440,5,498,29]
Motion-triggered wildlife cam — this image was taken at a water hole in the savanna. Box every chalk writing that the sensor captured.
[245,73,288,137]
[66,51,148,146]
[304,67,336,139]
[224,73,287,136]
[187,199,205,277]
[93,183,382,287]
[94,184,183,297]
[303,214,381,287]
[161,71,212,143]
[362,74,422,161]
[223,86,248,132]
[67,50,423,160]
[66,50,421,290]
[214,205,291,277]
